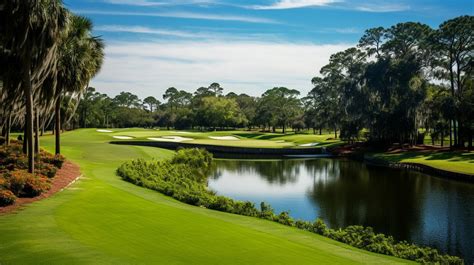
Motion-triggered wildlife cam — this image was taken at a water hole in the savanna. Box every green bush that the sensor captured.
[117,148,464,264]
[0,189,16,206]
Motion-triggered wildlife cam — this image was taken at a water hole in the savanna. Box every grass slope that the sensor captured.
[373,151,474,175]
[0,129,410,264]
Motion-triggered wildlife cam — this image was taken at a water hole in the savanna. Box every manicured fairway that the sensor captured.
[0,129,411,264]
[106,128,342,148]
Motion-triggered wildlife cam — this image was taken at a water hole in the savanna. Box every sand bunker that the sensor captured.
[147,136,193,142]
[299,142,319,147]
[208,136,239,140]
[97,129,113,133]
[112,136,134,140]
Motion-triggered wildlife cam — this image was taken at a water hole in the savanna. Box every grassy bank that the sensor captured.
[371,151,474,175]
[0,128,409,264]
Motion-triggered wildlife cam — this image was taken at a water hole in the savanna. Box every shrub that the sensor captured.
[312,218,328,236]
[259,202,275,220]
[37,162,58,178]
[7,170,28,196]
[275,211,294,226]
[22,175,50,197]
[0,189,16,206]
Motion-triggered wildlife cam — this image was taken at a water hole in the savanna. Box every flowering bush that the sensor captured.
[0,142,59,203]
[23,175,50,197]
[0,189,16,206]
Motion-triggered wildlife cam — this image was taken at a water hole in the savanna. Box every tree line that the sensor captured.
[0,1,105,174]
[308,16,473,147]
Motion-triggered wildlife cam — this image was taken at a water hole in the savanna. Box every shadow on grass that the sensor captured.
[386,151,474,163]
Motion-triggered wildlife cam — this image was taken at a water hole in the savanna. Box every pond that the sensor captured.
[209,158,474,263]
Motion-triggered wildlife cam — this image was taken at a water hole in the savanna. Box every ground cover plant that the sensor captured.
[117,148,463,264]
[0,141,65,206]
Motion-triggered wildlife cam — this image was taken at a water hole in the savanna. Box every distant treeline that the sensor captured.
[34,16,474,148]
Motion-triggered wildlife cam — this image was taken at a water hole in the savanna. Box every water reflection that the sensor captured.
[209,158,474,263]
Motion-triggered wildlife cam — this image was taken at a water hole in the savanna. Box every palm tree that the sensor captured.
[1,0,67,173]
[53,14,104,154]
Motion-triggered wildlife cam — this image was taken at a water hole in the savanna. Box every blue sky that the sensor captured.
[67,0,474,99]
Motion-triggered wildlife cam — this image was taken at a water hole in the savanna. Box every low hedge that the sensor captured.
[117,148,464,264]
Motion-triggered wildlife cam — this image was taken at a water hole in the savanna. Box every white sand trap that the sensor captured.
[113,136,134,140]
[209,136,240,140]
[147,136,193,142]
[299,142,319,147]
[97,129,113,133]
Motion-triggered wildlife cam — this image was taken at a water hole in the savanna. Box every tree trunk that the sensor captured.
[449,120,452,148]
[23,124,27,154]
[34,110,40,154]
[441,131,444,147]
[334,127,337,139]
[282,124,286,134]
[468,129,472,150]
[55,97,61,155]
[319,128,322,135]
[23,65,35,173]
[5,113,11,146]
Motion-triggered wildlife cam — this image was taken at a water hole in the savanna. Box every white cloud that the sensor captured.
[74,10,278,24]
[249,0,341,10]
[95,25,210,38]
[102,0,216,6]
[355,3,409,12]
[95,25,282,41]
[90,40,352,99]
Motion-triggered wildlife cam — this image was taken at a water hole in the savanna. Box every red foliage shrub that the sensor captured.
[0,189,16,206]
[23,175,50,197]
[7,170,28,196]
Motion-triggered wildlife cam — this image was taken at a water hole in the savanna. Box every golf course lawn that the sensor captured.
[0,129,412,264]
[372,151,474,175]
[106,128,342,148]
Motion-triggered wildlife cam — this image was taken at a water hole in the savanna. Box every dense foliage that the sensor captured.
[117,149,463,264]
[0,141,65,206]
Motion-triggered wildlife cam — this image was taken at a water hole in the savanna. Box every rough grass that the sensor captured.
[0,128,411,264]
[373,151,474,175]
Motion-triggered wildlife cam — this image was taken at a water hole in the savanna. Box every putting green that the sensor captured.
[0,129,411,264]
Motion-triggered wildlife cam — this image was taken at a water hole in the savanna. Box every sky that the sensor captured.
[67,0,474,99]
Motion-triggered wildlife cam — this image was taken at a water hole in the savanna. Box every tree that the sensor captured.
[143,96,160,112]
[1,0,67,172]
[54,14,104,154]
[257,87,302,133]
[431,15,474,147]
[209,82,223,96]
[114,92,141,108]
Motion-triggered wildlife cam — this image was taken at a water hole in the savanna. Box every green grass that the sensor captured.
[0,129,411,264]
[106,128,343,148]
[372,151,474,175]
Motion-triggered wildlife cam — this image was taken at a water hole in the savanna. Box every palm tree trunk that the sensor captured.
[23,121,27,154]
[5,113,11,146]
[55,96,61,154]
[23,65,35,173]
[34,110,40,154]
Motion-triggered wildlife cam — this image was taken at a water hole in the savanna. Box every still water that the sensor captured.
[209,158,474,263]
